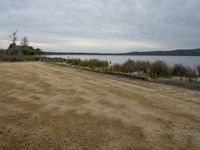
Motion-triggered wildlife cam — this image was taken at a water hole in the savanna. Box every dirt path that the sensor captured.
[0,62,200,150]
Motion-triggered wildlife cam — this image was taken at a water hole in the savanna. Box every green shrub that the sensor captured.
[21,46,43,56]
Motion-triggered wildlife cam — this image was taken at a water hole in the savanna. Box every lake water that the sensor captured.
[48,55,200,68]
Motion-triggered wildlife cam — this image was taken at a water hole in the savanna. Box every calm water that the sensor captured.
[48,55,200,68]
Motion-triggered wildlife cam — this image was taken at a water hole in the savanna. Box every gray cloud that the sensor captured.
[0,0,200,52]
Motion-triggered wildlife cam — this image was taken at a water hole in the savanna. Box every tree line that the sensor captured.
[0,30,43,56]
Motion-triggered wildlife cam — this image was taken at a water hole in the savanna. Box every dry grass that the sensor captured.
[0,62,200,150]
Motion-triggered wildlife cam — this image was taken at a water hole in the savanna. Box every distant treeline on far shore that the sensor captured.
[44,48,200,56]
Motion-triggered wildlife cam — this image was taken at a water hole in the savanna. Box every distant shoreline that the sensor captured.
[44,53,200,56]
[44,48,200,56]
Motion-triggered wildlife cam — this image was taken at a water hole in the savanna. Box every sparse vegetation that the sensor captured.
[112,60,171,78]
[112,59,199,81]
[0,55,41,62]
[112,59,151,73]
[0,55,199,82]
[40,57,108,68]
[78,59,109,68]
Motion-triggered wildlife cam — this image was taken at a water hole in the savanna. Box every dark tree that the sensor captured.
[21,36,29,46]
[9,30,18,44]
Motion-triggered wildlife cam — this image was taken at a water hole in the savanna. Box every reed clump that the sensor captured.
[112,59,200,80]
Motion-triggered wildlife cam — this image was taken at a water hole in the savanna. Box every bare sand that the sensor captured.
[0,62,200,150]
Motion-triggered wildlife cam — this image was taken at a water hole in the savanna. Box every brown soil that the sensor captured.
[0,62,200,150]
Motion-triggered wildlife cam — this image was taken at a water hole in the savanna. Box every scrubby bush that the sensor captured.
[66,58,81,65]
[113,63,124,72]
[40,57,108,68]
[135,60,151,73]
[197,66,200,76]
[21,46,43,55]
[150,60,171,78]
[112,59,152,73]
[122,59,137,73]
[187,68,198,82]
[79,59,109,68]
[172,64,188,77]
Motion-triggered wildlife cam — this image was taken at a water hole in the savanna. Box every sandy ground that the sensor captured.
[0,62,200,150]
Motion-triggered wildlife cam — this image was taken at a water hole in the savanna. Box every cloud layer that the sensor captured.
[0,0,200,52]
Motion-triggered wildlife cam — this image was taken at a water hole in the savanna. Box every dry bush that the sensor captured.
[150,60,171,78]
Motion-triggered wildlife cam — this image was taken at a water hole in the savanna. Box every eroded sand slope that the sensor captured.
[0,62,200,150]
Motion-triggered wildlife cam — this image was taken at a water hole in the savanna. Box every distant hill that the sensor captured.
[126,49,200,56]
[44,48,200,56]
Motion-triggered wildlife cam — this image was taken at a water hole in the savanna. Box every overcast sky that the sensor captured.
[0,0,200,52]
